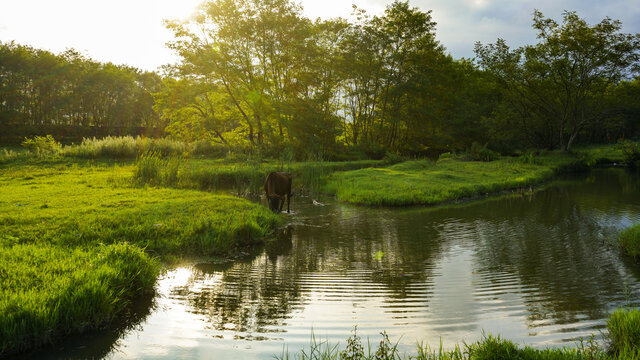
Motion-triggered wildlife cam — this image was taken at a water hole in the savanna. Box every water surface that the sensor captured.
[24,168,640,359]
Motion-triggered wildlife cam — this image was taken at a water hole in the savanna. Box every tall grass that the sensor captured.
[276,310,640,360]
[61,136,188,158]
[607,308,640,355]
[132,153,385,194]
[618,224,640,258]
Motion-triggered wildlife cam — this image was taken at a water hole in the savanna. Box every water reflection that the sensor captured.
[24,168,640,359]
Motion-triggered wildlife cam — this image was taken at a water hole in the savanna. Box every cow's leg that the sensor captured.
[278,195,284,212]
[286,193,290,213]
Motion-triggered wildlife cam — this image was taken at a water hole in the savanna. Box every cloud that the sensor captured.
[324,0,640,59]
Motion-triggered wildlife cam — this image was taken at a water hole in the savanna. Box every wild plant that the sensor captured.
[21,135,61,157]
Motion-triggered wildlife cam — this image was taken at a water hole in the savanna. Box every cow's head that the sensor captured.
[268,196,280,212]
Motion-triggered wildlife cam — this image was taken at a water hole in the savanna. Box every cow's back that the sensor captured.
[265,172,291,196]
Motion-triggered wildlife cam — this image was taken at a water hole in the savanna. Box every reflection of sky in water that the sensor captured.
[22,169,640,359]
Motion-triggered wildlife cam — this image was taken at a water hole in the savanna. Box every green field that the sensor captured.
[0,160,281,356]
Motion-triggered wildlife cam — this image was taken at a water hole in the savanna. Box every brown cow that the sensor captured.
[264,172,292,213]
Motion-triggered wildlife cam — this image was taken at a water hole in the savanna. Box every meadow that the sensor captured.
[0,159,281,356]
[323,147,625,206]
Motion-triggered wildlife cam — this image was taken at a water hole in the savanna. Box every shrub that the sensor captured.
[617,140,640,168]
[0,148,21,163]
[518,152,543,165]
[382,152,405,165]
[438,152,453,162]
[356,140,387,160]
[466,142,499,162]
[21,135,61,157]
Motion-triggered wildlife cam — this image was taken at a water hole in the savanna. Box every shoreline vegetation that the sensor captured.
[323,145,627,207]
[1,137,639,358]
[619,223,640,259]
[276,308,640,359]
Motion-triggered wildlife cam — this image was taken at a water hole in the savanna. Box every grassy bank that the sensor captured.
[0,161,281,357]
[276,308,640,359]
[324,146,624,206]
[618,223,640,258]
[132,153,385,194]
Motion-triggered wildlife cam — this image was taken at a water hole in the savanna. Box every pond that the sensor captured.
[22,168,640,359]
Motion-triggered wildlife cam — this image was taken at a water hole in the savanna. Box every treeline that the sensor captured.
[160,0,640,159]
[0,42,164,143]
[2,0,640,158]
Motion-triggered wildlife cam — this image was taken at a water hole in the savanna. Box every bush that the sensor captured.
[518,152,543,165]
[21,135,61,157]
[356,140,387,160]
[466,142,499,162]
[61,136,227,159]
[617,140,640,168]
[382,152,405,165]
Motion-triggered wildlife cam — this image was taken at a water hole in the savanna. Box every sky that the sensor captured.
[1,0,639,72]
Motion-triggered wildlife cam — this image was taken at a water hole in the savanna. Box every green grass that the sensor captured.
[0,243,158,356]
[132,154,384,194]
[324,145,624,206]
[607,308,640,354]
[276,309,640,359]
[618,224,640,258]
[0,161,281,357]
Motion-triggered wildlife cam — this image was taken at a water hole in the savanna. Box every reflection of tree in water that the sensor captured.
[167,227,302,339]
[176,202,450,338]
[173,170,640,341]
[465,169,640,328]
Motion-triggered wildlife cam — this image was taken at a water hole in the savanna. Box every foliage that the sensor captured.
[60,136,226,159]
[0,42,163,142]
[21,135,61,157]
[518,152,543,165]
[0,148,26,164]
[475,11,640,151]
[160,0,498,158]
[616,140,640,168]
[618,223,640,258]
[465,142,499,162]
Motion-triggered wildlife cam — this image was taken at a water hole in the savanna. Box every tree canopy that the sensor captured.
[2,2,639,156]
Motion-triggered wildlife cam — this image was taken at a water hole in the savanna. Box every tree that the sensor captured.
[475,11,640,151]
